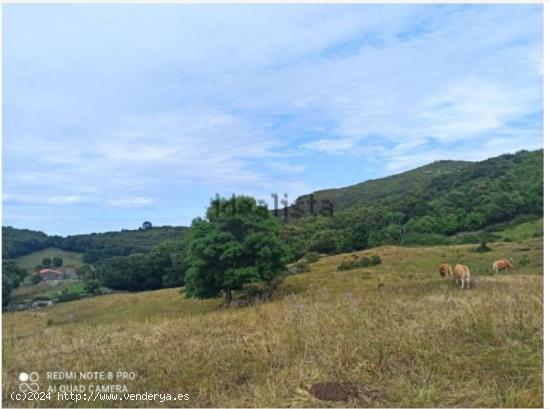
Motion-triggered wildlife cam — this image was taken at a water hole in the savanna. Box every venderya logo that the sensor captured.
[18,372,39,392]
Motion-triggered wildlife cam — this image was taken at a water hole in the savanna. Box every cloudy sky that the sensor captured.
[3,4,543,235]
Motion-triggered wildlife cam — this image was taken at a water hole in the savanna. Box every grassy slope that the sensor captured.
[492,218,544,242]
[3,239,542,408]
[13,247,85,271]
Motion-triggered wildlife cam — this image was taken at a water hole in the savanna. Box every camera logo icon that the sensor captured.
[18,372,40,392]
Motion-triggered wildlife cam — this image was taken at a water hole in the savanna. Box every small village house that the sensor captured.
[37,268,64,281]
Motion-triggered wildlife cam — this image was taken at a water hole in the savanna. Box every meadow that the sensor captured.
[2,238,543,407]
[13,247,85,271]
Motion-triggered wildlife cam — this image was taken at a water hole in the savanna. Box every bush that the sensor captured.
[57,289,81,303]
[303,252,320,264]
[31,274,43,285]
[32,295,52,302]
[52,257,63,267]
[337,255,382,271]
[294,261,310,273]
[84,279,102,294]
[472,241,492,253]
[307,230,339,254]
[366,255,381,266]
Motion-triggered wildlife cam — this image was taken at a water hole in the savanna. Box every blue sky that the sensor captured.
[3,4,543,236]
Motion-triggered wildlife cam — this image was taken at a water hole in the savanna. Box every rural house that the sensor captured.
[37,268,64,281]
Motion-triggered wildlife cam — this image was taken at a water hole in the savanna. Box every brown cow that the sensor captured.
[438,263,452,279]
[492,258,513,274]
[453,264,471,289]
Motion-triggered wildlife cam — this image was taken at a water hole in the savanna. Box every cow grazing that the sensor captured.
[438,263,452,279]
[453,264,471,289]
[492,259,513,274]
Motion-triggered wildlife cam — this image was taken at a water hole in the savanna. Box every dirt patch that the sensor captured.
[310,381,357,402]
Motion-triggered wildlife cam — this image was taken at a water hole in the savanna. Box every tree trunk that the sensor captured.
[224,288,232,305]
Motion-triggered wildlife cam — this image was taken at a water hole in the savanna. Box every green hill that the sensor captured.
[57,226,187,264]
[14,247,85,271]
[280,150,543,259]
[295,159,472,213]
[2,225,187,264]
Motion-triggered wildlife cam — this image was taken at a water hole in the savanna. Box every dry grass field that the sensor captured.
[3,239,543,407]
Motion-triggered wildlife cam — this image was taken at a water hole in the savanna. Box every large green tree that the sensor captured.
[184,196,290,304]
[2,261,27,308]
[52,257,63,268]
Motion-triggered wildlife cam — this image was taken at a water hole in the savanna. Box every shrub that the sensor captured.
[31,295,52,302]
[307,230,339,254]
[472,241,492,253]
[337,255,381,271]
[52,257,63,267]
[295,261,310,273]
[84,279,102,294]
[57,289,81,303]
[303,252,320,264]
[31,274,43,285]
[367,255,382,266]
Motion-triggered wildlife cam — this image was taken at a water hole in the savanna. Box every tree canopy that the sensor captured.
[52,257,63,267]
[2,261,27,308]
[184,196,290,303]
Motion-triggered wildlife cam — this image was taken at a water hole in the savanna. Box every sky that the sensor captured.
[3,4,543,236]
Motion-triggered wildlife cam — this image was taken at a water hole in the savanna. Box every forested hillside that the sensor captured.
[55,226,187,263]
[281,150,543,259]
[2,225,186,263]
[291,159,472,213]
[2,227,51,259]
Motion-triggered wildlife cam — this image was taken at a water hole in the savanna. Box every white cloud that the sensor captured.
[301,137,358,154]
[106,196,155,208]
[414,79,539,142]
[4,194,85,206]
